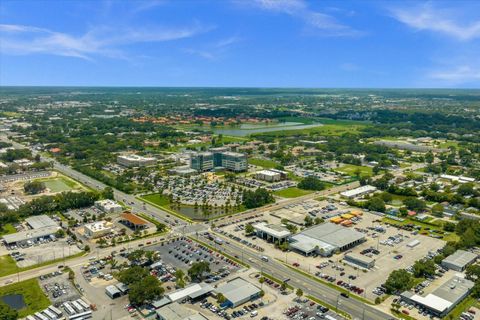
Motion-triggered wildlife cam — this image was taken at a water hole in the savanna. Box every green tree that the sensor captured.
[296,288,303,299]
[412,259,436,278]
[188,261,210,281]
[0,301,18,320]
[297,176,326,191]
[245,223,255,235]
[367,197,386,212]
[128,275,164,305]
[403,198,426,212]
[23,180,46,194]
[217,293,227,304]
[117,266,150,285]
[384,269,413,294]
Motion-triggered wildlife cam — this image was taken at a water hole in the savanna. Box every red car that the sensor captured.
[292,262,300,267]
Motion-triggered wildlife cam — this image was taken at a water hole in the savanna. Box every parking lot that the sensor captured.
[39,271,81,305]
[9,238,82,268]
[216,200,446,301]
[146,238,242,274]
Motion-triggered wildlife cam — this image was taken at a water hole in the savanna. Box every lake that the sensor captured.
[212,122,323,136]
[1,294,26,310]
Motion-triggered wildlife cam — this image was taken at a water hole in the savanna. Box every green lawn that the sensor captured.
[446,295,479,319]
[141,193,170,206]
[382,217,460,242]
[248,157,279,169]
[35,176,81,193]
[0,223,16,236]
[336,164,373,177]
[274,187,313,198]
[0,278,51,318]
[0,255,18,277]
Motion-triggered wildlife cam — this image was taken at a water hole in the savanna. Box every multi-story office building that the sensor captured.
[117,154,157,167]
[190,152,214,172]
[190,150,247,172]
[220,151,247,172]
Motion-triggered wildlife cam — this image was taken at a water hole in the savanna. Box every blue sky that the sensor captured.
[1,0,480,88]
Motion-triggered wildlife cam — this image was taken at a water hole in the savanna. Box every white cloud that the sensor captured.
[247,0,361,36]
[390,4,480,41]
[184,36,242,60]
[430,65,480,83]
[0,23,211,60]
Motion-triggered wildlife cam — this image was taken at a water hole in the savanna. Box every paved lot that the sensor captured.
[146,238,241,274]
[218,201,445,301]
[39,271,80,305]
[16,239,82,268]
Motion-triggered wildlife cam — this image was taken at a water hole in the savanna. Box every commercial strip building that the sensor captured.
[83,220,113,239]
[252,222,291,243]
[340,185,377,199]
[151,283,214,309]
[117,154,157,167]
[156,302,208,320]
[95,199,123,214]
[255,169,288,182]
[215,278,262,308]
[289,223,366,257]
[2,214,60,245]
[343,252,375,269]
[441,250,477,272]
[401,276,474,317]
[440,174,476,184]
[190,150,247,172]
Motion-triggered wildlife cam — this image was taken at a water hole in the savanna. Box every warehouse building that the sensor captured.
[289,223,365,256]
[25,215,57,229]
[340,185,377,199]
[117,154,157,167]
[2,214,60,245]
[156,302,208,320]
[215,278,262,308]
[343,253,375,269]
[95,199,123,214]
[84,220,113,239]
[401,276,474,317]
[105,285,122,299]
[441,250,477,272]
[253,222,291,243]
[151,283,214,309]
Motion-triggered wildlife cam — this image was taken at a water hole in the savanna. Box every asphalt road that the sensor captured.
[196,233,395,320]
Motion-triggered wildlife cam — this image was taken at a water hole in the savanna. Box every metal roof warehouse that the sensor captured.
[215,277,262,308]
[289,222,365,256]
[441,250,477,272]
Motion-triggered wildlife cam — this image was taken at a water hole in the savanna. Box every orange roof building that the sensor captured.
[120,212,148,229]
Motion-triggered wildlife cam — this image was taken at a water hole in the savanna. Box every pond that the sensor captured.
[1,294,26,310]
[212,122,323,136]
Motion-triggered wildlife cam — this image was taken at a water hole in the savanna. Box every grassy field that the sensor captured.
[382,217,460,242]
[0,255,18,277]
[0,278,51,318]
[248,157,279,169]
[336,164,373,177]
[274,187,313,198]
[446,295,479,319]
[35,175,83,193]
[0,223,16,236]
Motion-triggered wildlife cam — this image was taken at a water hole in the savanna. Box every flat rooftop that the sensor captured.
[2,225,60,244]
[156,302,208,320]
[253,222,291,238]
[216,277,261,306]
[25,215,57,229]
[442,250,477,268]
[299,222,365,249]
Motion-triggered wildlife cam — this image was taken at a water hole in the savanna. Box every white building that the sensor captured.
[440,174,475,184]
[117,154,157,168]
[95,199,123,214]
[255,170,281,182]
[84,220,113,239]
[340,185,377,199]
